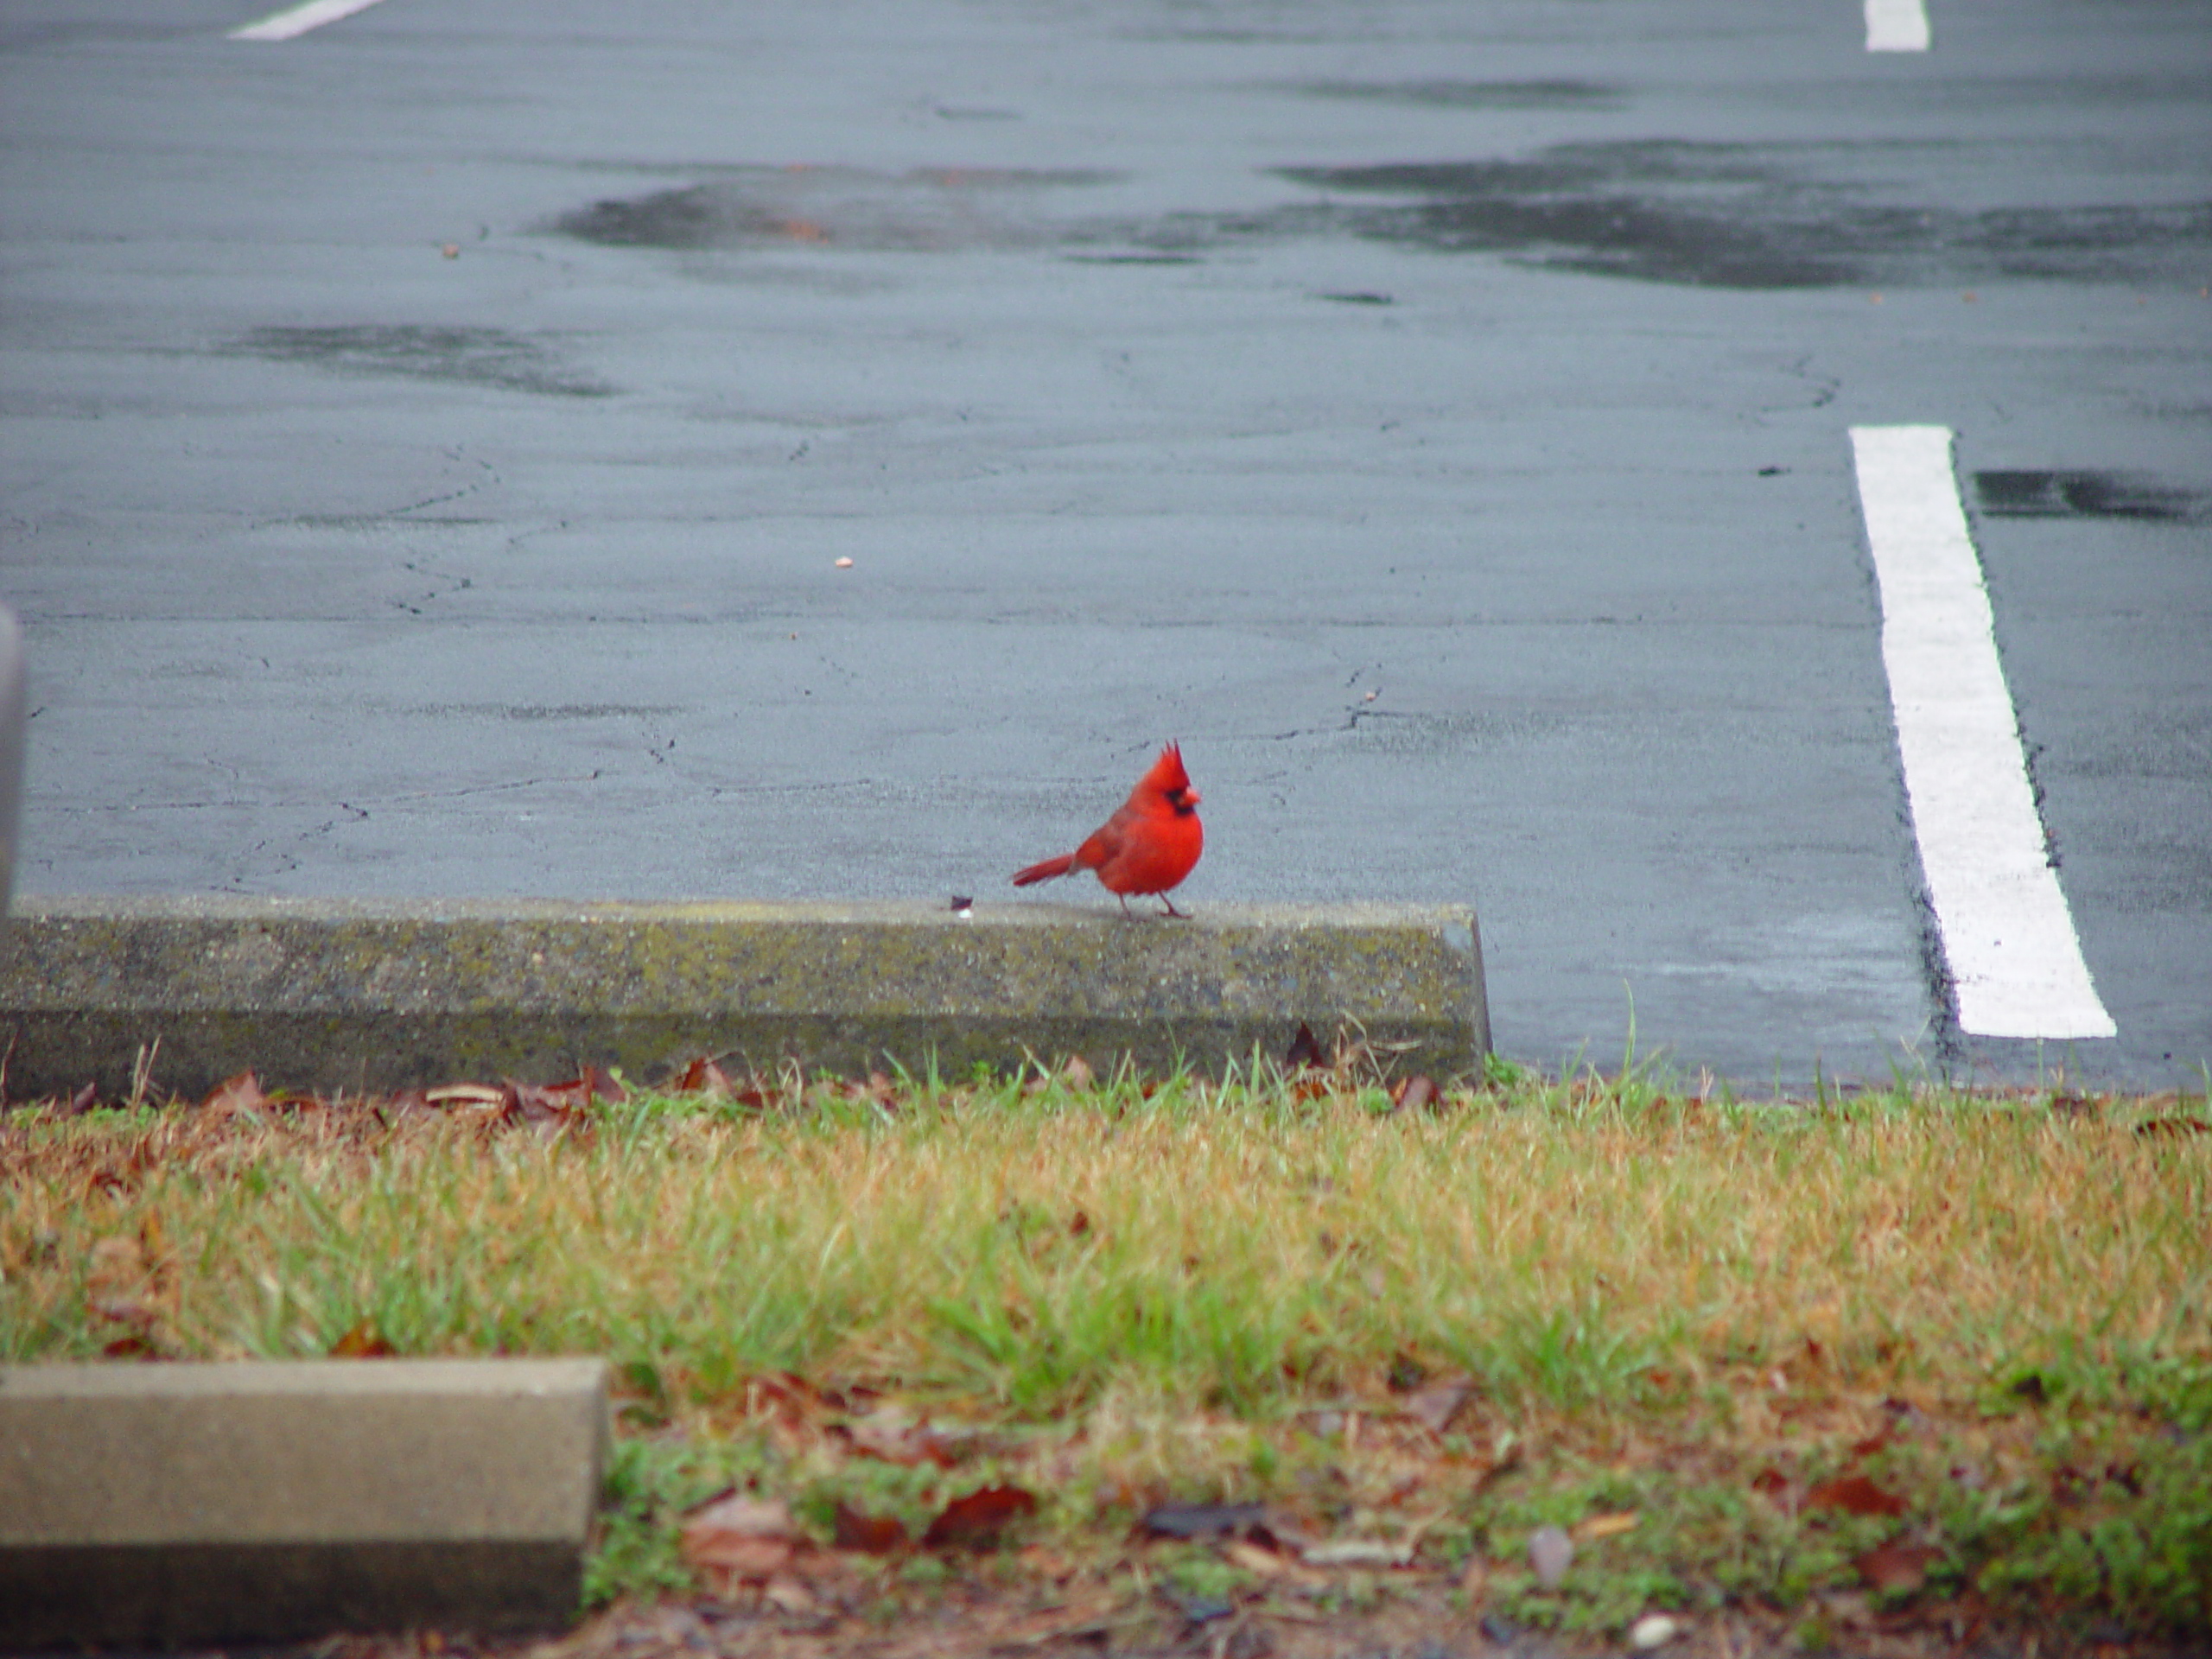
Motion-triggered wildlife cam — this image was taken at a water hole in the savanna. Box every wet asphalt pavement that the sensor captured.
[3,0,2207,1087]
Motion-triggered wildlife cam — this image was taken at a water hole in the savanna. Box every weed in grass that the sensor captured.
[585,1436,736,1606]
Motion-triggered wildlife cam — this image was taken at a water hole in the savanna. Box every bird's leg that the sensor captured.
[1118,893,1133,918]
[1158,894,1189,918]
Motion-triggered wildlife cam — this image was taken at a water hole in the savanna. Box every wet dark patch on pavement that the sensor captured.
[551,145,2209,290]
[1274,147,1858,287]
[1272,144,2212,289]
[226,326,614,398]
[1973,470,2209,523]
[1287,79,1626,111]
[553,166,1118,253]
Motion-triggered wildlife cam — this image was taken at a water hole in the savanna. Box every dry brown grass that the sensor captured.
[5,1081,2202,1403]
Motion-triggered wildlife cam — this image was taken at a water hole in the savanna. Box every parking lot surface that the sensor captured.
[4,0,2206,1085]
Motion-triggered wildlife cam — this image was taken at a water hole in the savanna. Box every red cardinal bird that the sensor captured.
[1012,742,1204,916]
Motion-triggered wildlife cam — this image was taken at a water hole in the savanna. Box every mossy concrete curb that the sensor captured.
[0,897,1489,1099]
[0,1357,609,1646]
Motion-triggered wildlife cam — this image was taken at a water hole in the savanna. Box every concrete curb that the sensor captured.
[0,1358,610,1646]
[0,898,1490,1099]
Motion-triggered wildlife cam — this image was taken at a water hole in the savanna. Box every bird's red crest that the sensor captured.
[1144,742,1191,796]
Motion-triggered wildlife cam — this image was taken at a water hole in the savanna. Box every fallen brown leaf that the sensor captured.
[328,1319,396,1358]
[761,1575,815,1614]
[833,1501,909,1554]
[1457,1553,1489,1602]
[747,1370,835,1426]
[674,1056,734,1098]
[685,1493,793,1536]
[202,1071,268,1116]
[923,1484,1037,1548]
[1856,1540,1939,1594]
[425,1083,505,1106]
[1225,1539,1326,1587]
[1571,1510,1640,1543]
[505,1081,578,1122]
[846,1410,963,1467]
[682,1494,797,1579]
[689,1535,791,1579]
[1389,1075,1438,1114]
[1400,1376,1472,1434]
[1805,1473,1907,1517]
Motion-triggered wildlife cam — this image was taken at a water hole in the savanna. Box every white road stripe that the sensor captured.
[1864,0,1931,52]
[230,0,391,41]
[1850,425,2114,1039]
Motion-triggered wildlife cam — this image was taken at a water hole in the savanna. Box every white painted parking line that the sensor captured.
[230,0,391,41]
[1864,0,1931,52]
[1850,425,2115,1040]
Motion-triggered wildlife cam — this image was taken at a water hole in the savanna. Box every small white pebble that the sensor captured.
[1630,1613,1680,1649]
[834,556,854,568]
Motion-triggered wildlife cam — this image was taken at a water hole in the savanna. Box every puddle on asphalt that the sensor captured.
[554,165,1119,253]
[1274,146,1856,287]
[550,143,2210,290]
[1273,143,2212,289]
[1973,470,2209,523]
[225,326,613,398]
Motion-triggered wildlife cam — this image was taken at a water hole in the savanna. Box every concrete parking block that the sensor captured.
[0,1357,610,1646]
[0,897,1490,1100]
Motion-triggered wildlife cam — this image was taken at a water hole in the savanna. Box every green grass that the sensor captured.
[3,1065,2208,1640]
